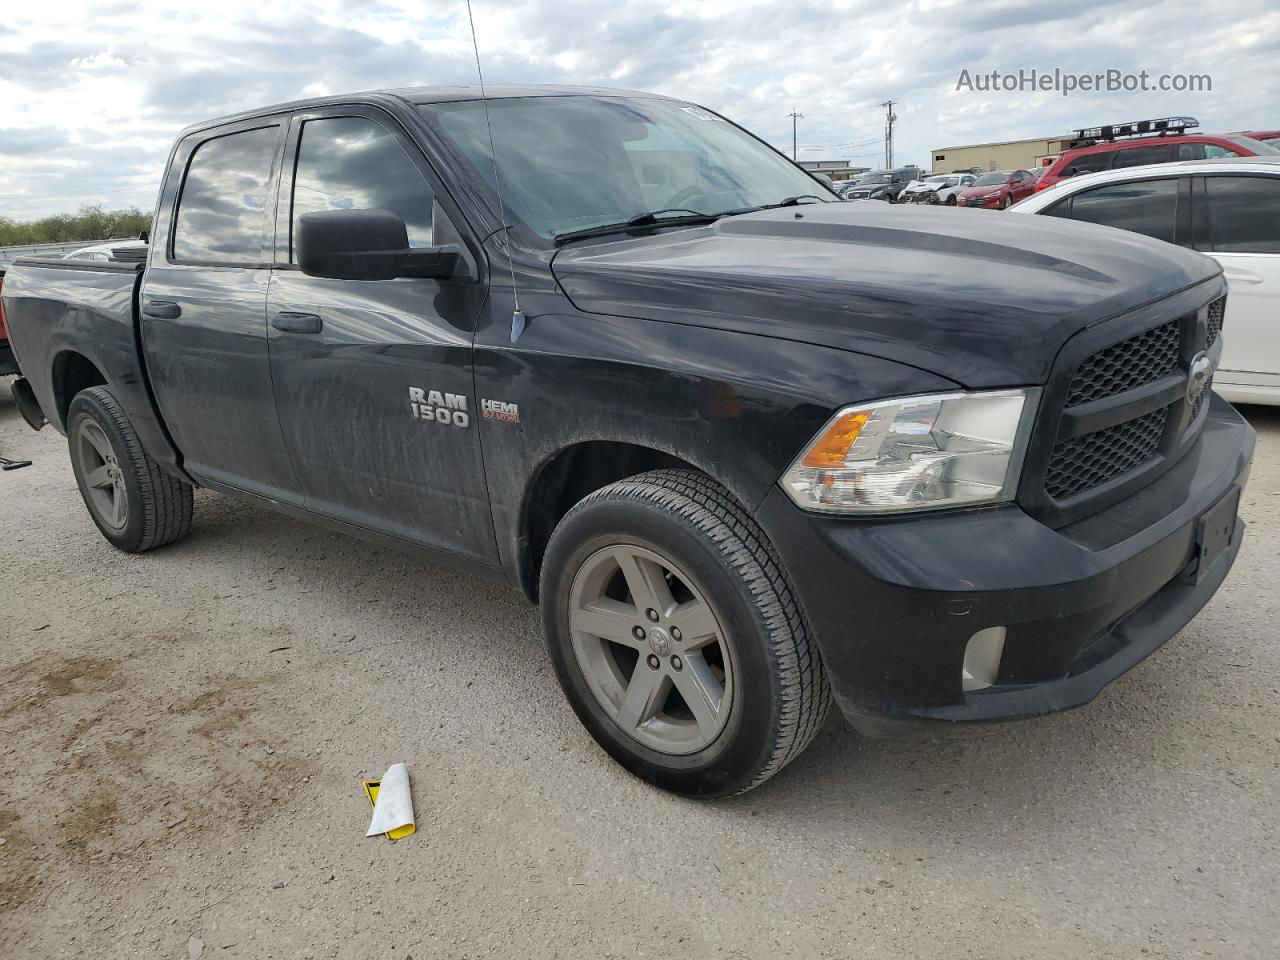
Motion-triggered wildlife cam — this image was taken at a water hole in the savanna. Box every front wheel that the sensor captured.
[1001,194,1012,209]
[540,470,831,797]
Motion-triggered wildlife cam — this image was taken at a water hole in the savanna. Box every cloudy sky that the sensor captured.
[0,0,1276,219]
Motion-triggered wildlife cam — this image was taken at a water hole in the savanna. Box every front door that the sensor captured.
[265,108,496,564]
[1201,174,1280,392]
[141,118,301,501]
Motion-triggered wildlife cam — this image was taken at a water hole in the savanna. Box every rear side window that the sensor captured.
[1068,179,1179,243]
[290,116,434,261]
[1205,176,1280,253]
[173,126,279,263]
[1112,144,1173,168]
[1061,150,1112,178]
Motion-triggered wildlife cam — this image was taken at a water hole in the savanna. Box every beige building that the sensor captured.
[930,134,1073,174]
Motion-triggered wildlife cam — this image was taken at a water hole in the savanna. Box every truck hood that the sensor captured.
[551,202,1221,387]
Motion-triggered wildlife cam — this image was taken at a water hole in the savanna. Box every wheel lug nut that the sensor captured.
[671,627,682,642]
[645,608,659,623]
[632,626,646,641]
[646,654,660,670]
[671,655,683,671]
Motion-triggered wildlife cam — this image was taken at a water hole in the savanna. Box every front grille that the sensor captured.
[1206,295,1225,348]
[1044,408,1168,500]
[1065,319,1179,406]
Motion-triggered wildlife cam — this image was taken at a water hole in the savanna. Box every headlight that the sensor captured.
[781,389,1039,514]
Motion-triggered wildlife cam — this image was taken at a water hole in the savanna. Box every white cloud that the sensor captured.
[0,0,1275,217]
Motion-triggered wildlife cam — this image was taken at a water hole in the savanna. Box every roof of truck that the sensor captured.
[177,84,670,138]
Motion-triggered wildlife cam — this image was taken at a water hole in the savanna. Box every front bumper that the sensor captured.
[756,396,1254,736]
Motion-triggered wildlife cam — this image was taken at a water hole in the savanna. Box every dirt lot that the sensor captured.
[1,386,1277,960]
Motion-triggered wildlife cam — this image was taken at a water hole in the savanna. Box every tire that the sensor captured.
[540,469,831,798]
[946,195,957,206]
[1001,194,1012,209]
[67,385,193,553]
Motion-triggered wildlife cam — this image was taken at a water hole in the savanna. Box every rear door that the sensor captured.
[141,117,301,501]
[265,106,496,563]
[1197,173,1280,391]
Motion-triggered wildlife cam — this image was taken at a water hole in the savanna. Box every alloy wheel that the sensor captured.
[75,419,128,531]
[568,544,735,755]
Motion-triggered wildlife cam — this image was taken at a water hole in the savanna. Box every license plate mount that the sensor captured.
[1194,486,1240,584]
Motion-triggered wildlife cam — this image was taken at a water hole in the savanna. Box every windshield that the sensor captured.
[1227,135,1280,156]
[860,174,892,184]
[925,176,959,186]
[418,96,829,242]
[972,173,1007,186]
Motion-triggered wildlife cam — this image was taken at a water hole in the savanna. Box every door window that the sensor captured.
[173,126,279,263]
[1068,179,1179,242]
[1112,144,1173,168]
[1204,142,1243,160]
[290,116,434,261]
[1205,176,1280,253]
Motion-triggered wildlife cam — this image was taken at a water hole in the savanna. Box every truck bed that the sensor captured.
[1,257,184,476]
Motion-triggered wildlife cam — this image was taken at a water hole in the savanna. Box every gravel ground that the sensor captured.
[1,385,1277,960]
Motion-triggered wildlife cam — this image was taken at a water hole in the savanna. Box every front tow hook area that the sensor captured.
[10,378,46,432]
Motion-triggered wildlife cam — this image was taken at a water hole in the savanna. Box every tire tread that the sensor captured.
[560,469,831,794]
[73,386,193,552]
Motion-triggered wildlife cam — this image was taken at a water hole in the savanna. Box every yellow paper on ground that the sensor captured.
[362,779,416,840]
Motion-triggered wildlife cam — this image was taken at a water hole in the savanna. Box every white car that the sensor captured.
[898,173,976,205]
[1012,157,1280,405]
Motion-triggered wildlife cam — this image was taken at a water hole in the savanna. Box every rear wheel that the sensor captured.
[540,470,831,797]
[68,386,193,552]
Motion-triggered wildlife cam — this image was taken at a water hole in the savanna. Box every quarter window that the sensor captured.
[290,116,434,261]
[1205,176,1280,253]
[173,126,279,263]
[1068,179,1179,243]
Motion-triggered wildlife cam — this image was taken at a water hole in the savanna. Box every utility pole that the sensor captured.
[788,109,803,161]
[881,100,897,168]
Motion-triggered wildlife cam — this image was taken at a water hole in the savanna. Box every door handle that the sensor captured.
[271,312,323,334]
[142,300,181,319]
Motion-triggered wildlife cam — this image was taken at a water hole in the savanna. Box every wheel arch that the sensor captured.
[519,440,720,602]
[51,349,108,430]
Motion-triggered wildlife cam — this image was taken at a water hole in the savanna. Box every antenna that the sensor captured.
[464,0,525,342]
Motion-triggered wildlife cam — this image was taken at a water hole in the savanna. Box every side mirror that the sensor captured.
[296,209,463,282]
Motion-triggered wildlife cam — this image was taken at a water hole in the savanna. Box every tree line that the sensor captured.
[0,204,152,246]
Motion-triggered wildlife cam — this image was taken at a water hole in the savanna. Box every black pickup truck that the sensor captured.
[3,86,1254,797]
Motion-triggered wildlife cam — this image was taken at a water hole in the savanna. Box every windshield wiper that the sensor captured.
[761,194,828,208]
[554,208,720,247]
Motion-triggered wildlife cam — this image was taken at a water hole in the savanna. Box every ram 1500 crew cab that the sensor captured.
[2,86,1254,797]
